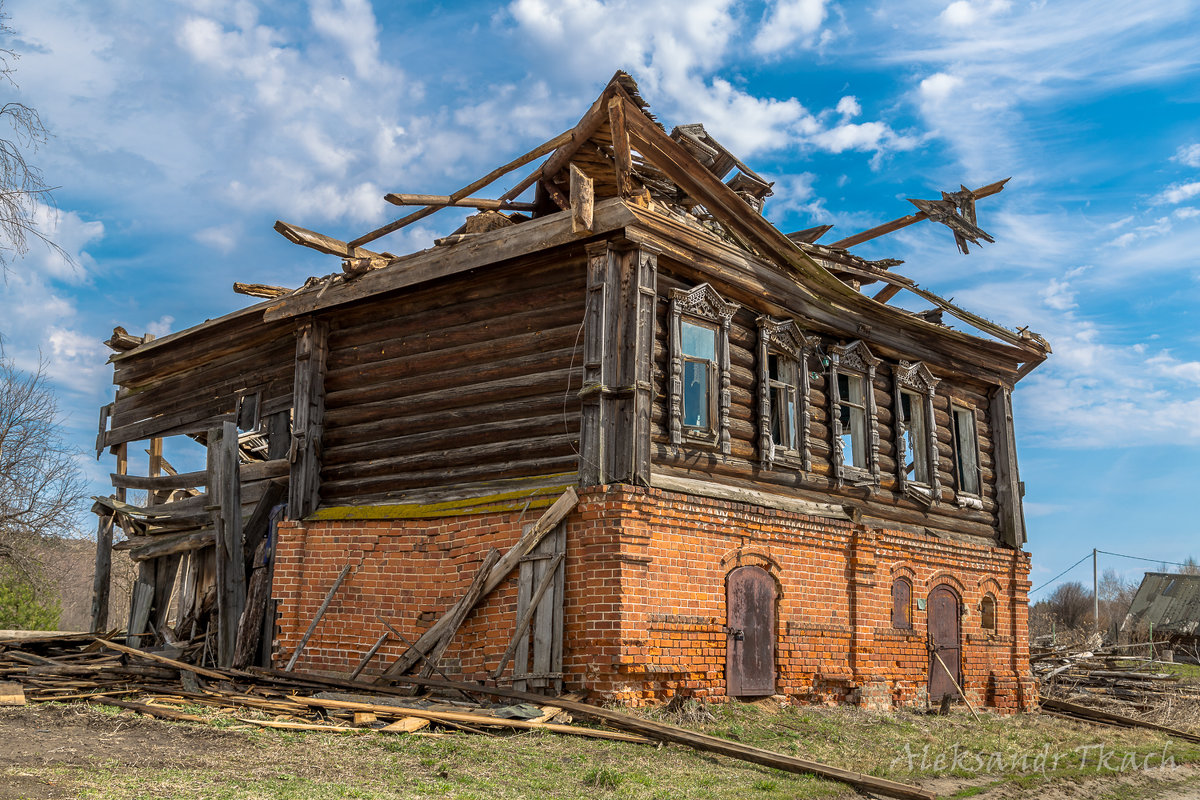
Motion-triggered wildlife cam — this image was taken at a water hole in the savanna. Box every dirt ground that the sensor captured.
[5,702,1200,800]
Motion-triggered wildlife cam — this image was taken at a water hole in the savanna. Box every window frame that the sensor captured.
[980,594,997,633]
[828,340,881,490]
[892,360,941,506]
[892,576,913,630]
[951,402,983,499]
[756,316,813,471]
[669,283,740,454]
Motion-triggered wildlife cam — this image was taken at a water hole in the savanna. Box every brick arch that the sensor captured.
[720,546,782,578]
[975,577,1003,605]
[927,571,966,596]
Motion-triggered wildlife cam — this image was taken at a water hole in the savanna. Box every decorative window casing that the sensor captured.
[951,403,983,502]
[756,316,814,471]
[892,577,913,629]
[669,283,739,454]
[893,361,940,507]
[828,340,881,490]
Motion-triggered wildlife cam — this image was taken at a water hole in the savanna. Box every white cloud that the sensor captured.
[918,72,963,104]
[1153,181,1200,205]
[1172,143,1200,168]
[1040,277,1076,310]
[194,224,239,254]
[1174,207,1200,220]
[939,0,1010,28]
[752,0,830,55]
[144,316,175,339]
[835,95,861,118]
[44,327,108,392]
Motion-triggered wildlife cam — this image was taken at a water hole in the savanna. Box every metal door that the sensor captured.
[927,584,962,702]
[726,566,776,696]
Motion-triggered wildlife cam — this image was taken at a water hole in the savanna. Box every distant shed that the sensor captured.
[1122,572,1200,645]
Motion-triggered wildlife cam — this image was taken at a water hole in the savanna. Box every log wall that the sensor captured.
[318,253,587,506]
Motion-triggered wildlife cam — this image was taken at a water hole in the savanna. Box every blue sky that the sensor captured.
[1,0,1198,596]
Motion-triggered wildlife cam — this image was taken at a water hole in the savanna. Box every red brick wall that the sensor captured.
[272,485,1033,711]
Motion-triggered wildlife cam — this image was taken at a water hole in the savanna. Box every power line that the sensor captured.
[1030,549,1196,596]
[1029,553,1091,595]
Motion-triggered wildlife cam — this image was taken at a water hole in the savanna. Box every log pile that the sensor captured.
[1033,643,1200,739]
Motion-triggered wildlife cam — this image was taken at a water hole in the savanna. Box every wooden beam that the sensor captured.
[384,194,536,211]
[606,95,634,198]
[491,551,565,679]
[285,563,352,671]
[989,385,1026,548]
[419,548,501,679]
[94,637,230,680]
[89,511,114,633]
[568,164,593,233]
[389,678,935,800]
[210,421,246,668]
[379,487,579,680]
[273,220,383,259]
[829,178,1010,249]
[348,129,573,249]
[785,224,833,244]
[234,282,290,299]
[288,318,329,519]
[872,283,903,304]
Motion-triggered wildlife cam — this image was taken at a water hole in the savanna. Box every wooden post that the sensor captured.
[210,421,246,667]
[89,511,114,633]
[289,318,329,520]
[989,385,1026,548]
[607,96,634,198]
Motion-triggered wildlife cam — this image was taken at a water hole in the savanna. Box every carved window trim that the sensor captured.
[893,360,941,507]
[829,340,881,490]
[951,402,983,502]
[669,283,739,454]
[756,316,814,471]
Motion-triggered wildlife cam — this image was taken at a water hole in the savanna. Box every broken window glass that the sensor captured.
[899,390,929,484]
[838,372,867,468]
[952,405,980,495]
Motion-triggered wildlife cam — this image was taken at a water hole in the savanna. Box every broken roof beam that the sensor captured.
[273,221,386,260]
[349,129,574,249]
[785,224,833,245]
[384,194,536,212]
[830,178,1010,250]
[233,282,290,299]
[104,327,155,353]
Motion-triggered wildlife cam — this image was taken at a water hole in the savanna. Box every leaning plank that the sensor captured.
[379,488,578,680]
[829,178,1009,249]
[394,678,933,800]
[94,637,230,681]
[274,220,384,259]
[419,548,502,679]
[384,194,536,211]
[285,564,353,671]
[286,695,652,744]
[492,551,565,679]
[1039,696,1200,745]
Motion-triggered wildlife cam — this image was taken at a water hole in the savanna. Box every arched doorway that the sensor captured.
[927,584,962,702]
[726,566,776,697]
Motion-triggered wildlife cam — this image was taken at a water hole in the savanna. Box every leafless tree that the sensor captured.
[0,3,67,274]
[0,356,86,583]
[1038,581,1093,630]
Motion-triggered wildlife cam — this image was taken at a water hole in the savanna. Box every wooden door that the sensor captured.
[726,566,776,697]
[927,584,962,702]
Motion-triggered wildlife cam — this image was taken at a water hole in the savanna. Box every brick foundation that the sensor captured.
[273,484,1034,712]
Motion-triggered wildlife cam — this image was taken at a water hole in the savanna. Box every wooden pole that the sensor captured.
[829,179,1010,249]
[285,563,352,672]
[929,644,981,721]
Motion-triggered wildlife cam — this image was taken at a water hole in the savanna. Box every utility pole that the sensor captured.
[1093,548,1099,631]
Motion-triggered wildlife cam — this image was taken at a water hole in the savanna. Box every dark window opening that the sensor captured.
[899,390,930,484]
[838,372,867,468]
[892,577,912,629]
[981,595,997,631]
[951,405,980,495]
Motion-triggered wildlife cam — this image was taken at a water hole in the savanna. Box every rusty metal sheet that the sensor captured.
[726,566,776,697]
[927,584,961,702]
[1123,572,1200,638]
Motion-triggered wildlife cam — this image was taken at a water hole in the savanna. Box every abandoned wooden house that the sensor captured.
[1121,572,1200,654]
[90,72,1050,712]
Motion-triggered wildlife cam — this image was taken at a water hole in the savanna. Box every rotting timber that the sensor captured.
[90,71,1049,723]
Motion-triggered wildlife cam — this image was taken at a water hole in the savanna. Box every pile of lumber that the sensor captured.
[0,631,935,800]
[1033,643,1200,741]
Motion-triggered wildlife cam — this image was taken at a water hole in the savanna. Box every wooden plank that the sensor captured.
[379,488,579,680]
[242,479,286,564]
[349,129,573,248]
[285,564,352,671]
[0,682,26,706]
[419,548,502,679]
[233,540,271,669]
[384,194,536,211]
[263,198,636,322]
[210,422,246,667]
[90,512,114,633]
[569,164,594,233]
[110,459,287,492]
[989,385,1026,547]
[125,580,153,647]
[530,533,558,687]
[394,678,933,800]
[86,696,204,722]
[349,632,390,680]
[511,546,534,693]
[127,528,214,562]
[289,319,329,519]
[273,220,384,259]
[607,96,634,197]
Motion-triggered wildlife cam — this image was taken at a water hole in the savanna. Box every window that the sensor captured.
[893,360,941,504]
[838,373,868,468]
[892,577,912,629]
[756,316,812,470]
[681,320,716,430]
[828,340,880,489]
[952,405,980,495]
[669,284,740,453]
[980,595,996,632]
